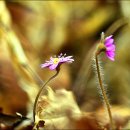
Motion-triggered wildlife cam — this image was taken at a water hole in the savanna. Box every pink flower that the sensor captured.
[105,35,115,61]
[41,53,74,70]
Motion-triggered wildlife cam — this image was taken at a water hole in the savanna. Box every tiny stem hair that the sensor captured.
[33,67,60,123]
[95,53,114,130]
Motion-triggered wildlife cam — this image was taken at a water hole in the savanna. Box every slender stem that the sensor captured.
[33,68,60,123]
[95,54,114,130]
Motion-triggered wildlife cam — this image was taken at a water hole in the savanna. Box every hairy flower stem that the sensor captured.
[95,54,114,130]
[33,67,60,123]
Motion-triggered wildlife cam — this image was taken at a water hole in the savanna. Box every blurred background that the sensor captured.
[0,0,130,129]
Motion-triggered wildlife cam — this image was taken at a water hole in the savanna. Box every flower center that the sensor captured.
[53,58,60,64]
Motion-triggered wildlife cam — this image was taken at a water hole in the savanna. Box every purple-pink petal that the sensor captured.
[41,63,51,68]
[106,44,115,51]
[105,39,114,46]
[60,56,74,63]
[49,64,59,70]
[65,56,73,59]
[106,53,115,61]
[106,51,115,57]
[105,35,113,41]
[106,51,115,61]
[104,35,115,61]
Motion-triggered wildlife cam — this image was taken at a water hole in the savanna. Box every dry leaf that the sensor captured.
[35,87,81,129]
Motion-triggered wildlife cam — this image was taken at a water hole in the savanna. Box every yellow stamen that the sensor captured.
[53,58,60,64]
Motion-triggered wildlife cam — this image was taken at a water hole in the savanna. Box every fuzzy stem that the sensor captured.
[95,54,114,130]
[33,67,60,123]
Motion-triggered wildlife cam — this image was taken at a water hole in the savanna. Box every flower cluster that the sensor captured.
[104,35,115,61]
[41,53,74,70]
